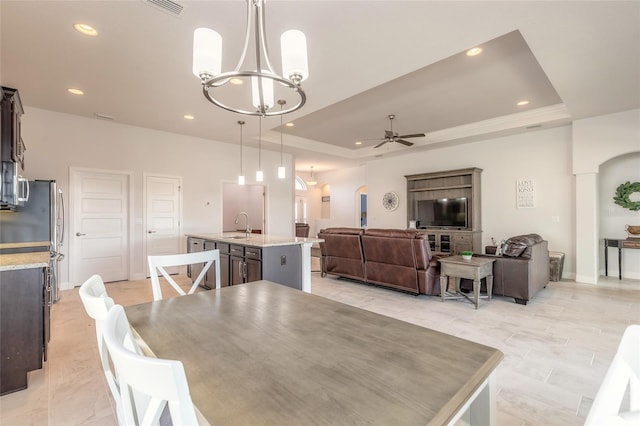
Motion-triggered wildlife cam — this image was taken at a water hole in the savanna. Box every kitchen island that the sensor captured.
[185,233,322,292]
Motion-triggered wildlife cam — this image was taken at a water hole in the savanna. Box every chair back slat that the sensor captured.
[585,325,640,425]
[148,250,221,301]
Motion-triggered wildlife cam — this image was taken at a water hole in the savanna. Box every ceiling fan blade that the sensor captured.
[396,139,414,147]
[397,133,426,139]
[374,140,389,148]
[384,130,394,138]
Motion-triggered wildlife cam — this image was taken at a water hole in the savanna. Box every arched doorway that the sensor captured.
[356,186,368,228]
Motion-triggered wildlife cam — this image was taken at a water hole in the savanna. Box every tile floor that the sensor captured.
[1,267,639,426]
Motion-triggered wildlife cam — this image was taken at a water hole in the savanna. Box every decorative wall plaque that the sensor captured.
[516,178,536,208]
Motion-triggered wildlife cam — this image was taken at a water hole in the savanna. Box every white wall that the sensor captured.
[320,126,576,278]
[573,109,640,174]
[21,107,294,286]
[573,109,640,283]
[599,152,640,279]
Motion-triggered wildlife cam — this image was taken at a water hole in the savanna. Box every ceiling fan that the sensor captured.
[370,114,426,148]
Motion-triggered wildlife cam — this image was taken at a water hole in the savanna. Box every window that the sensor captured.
[295,176,307,191]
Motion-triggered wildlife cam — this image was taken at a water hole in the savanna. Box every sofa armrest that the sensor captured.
[528,240,550,294]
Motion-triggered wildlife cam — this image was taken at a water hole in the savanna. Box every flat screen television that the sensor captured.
[416,197,468,229]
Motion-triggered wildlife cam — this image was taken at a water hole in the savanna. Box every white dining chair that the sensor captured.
[585,324,640,425]
[78,275,119,402]
[148,249,220,301]
[103,304,199,426]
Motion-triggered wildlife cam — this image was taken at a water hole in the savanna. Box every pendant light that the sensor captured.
[256,115,264,182]
[307,166,317,186]
[238,120,245,185]
[277,99,286,179]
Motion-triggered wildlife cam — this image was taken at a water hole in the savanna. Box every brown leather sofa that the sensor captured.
[318,228,365,281]
[464,234,549,305]
[318,228,441,295]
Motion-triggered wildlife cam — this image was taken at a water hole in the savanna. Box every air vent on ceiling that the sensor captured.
[95,113,115,121]
[145,0,184,16]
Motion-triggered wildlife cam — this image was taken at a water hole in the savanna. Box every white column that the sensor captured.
[575,172,599,284]
[300,242,313,293]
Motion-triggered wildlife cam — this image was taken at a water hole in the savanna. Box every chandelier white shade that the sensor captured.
[251,72,274,111]
[281,30,309,81]
[192,28,221,78]
[192,0,308,116]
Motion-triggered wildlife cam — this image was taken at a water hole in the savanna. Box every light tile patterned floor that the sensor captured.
[1,269,638,425]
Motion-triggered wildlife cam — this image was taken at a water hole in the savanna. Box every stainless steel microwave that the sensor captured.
[1,161,29,208]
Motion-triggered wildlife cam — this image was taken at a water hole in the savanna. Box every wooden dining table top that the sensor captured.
[124,280,503,425]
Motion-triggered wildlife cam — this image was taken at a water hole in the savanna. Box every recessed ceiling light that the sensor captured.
[67,88,84,95]
[517,100,530,106]
[355,141,362,145]
[74,23,98,36]
[285,122,294,127]
[183,114,195,120]
[230,78,243,85]
[466,47,482,57]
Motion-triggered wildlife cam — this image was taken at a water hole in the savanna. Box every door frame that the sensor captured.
[142,173,184,277]
[68,167,134,287]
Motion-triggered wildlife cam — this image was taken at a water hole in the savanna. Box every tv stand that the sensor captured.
[405,168,482,255]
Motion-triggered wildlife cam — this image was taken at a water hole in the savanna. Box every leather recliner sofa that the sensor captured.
[318,228,441,295]
[463,234,550,305]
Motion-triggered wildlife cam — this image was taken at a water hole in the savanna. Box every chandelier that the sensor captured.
[192,0,309,116]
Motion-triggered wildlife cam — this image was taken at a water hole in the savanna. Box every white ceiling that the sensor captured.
[1,1,639,173]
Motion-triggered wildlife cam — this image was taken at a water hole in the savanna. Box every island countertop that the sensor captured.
[185,232,322,248]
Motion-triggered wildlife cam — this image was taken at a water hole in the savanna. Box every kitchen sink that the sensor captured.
[224,235,250,240]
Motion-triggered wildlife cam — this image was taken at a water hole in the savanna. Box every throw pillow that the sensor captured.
[501,241,528,257]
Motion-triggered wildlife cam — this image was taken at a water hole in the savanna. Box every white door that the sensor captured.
[70,169,130,284]
[144,174,182,276]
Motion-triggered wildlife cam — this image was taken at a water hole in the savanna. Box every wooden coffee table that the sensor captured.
[439,255,496,309]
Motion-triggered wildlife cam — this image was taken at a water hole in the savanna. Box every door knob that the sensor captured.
[148,230,157,234]
[75,232,86,236]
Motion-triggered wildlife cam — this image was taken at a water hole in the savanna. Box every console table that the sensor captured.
[604,238,640,280]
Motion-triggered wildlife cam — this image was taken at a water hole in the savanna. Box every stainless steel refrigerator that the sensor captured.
[0,180,65,302]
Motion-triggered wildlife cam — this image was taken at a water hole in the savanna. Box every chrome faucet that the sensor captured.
[235,211,251,238]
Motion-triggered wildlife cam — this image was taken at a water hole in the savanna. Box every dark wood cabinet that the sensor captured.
[1,86,24,166]
[231,244,262,285]
[0,267,47,396]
